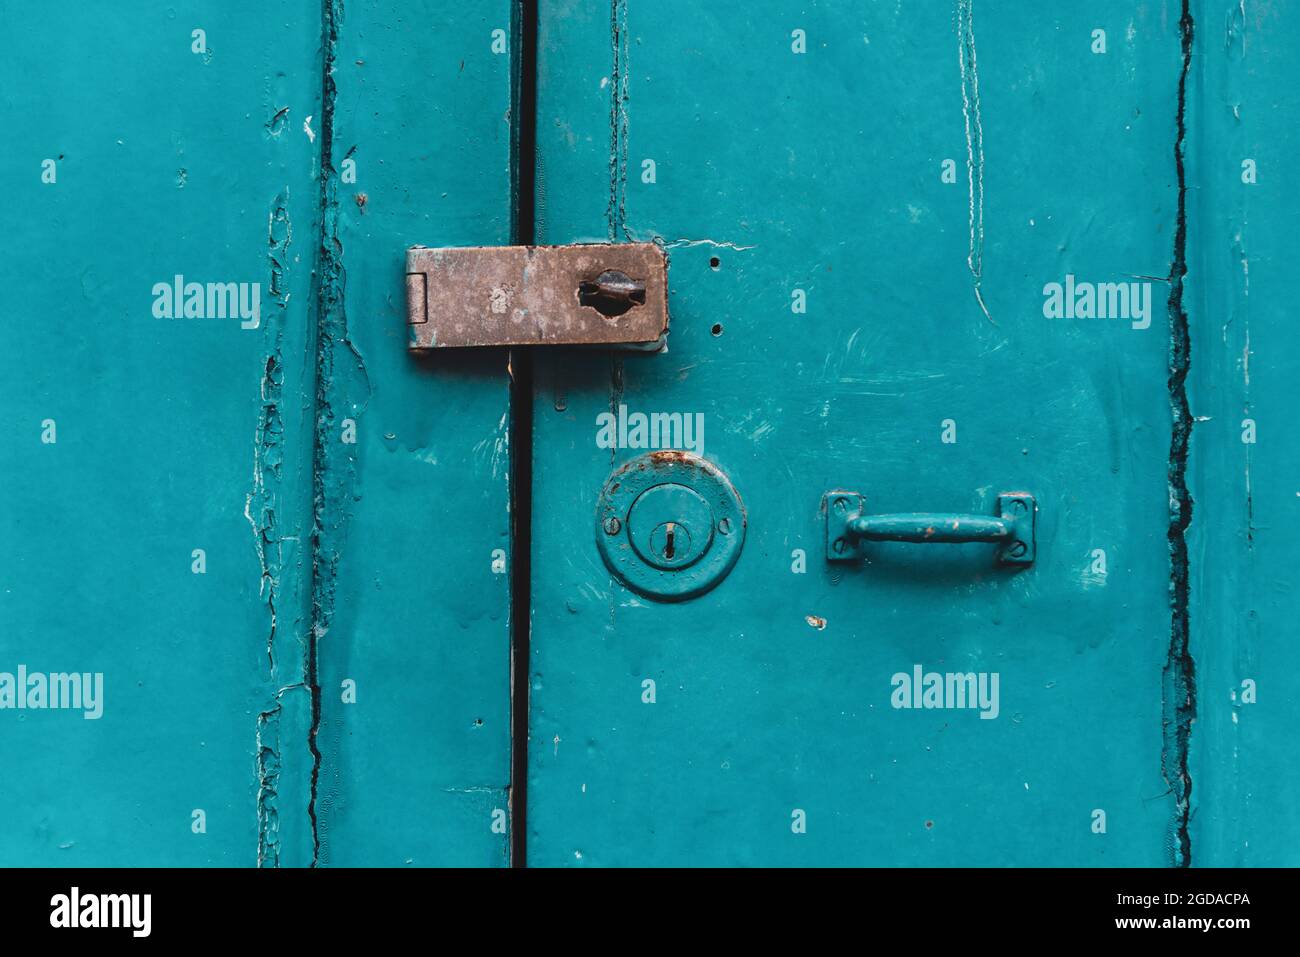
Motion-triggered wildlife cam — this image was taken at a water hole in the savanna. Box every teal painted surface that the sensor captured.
[311,1,516,867]
[1186,2,1300,866]
[595,452,748,601]
[0,2,514,866]
[0,2,322,866]
[529,1,1184,865]
[3,0,1296,871]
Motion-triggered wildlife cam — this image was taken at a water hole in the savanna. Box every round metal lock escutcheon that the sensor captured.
[596,451,746,601]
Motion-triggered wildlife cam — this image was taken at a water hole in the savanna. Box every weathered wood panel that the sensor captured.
[528,0,1182,865]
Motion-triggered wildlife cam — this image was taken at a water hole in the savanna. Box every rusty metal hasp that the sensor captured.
[406,243,669,348]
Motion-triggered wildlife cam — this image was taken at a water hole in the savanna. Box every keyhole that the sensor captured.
[578,269,646,317]
[647,520,693,567]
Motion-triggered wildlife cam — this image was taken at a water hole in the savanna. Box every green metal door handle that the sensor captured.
[824,491,1036,566]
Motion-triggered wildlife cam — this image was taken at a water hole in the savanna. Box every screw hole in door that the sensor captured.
[577,269,646,317]
[709,256,721,270]
[711,323,723,337]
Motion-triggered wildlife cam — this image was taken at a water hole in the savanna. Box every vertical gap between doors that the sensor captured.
[508,0,539,869]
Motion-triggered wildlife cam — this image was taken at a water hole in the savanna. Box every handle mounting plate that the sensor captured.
[825,491,1037,565]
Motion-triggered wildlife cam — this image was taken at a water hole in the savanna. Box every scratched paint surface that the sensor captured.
[0,2,514,866]
[0,3,321,864]
[2,0,1294,872]
[310,1,515,867]
[1186,3,1300,866]
[528,1,1183,864]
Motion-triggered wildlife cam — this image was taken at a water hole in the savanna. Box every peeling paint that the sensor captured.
[245,188,293,675]
[1162,0,1196,869]
[255,704,282,867]
[306,0,373,867]
[956,0,990,323]
[249,187,293,865]
[267,106,290,136]
[660,237,757,252]
[255,684,311,868]
[606,0,630,242]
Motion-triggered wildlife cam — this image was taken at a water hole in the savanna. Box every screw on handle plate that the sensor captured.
[824,491,1036,565]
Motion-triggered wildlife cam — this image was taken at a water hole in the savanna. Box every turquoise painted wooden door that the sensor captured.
[0,2,515,866]
[4,0,1297,871]
[523,0,1297,867]
[1186,2,1300,866]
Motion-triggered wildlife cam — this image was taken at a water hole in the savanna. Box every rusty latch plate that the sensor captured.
[406,243,668,348]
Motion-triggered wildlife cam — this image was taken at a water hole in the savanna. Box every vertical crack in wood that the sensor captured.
[1163,0,1197,869]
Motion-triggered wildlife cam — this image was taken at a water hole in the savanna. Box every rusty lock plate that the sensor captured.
[406,243,668,348]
